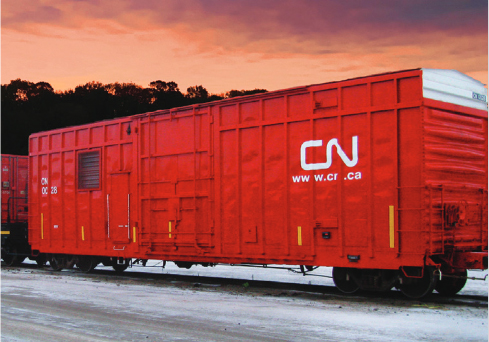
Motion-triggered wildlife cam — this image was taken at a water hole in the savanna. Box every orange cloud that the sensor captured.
[2,0,487,92]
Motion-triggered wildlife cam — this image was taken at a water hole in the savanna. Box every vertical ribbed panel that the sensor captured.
[424,108,486,186]
[423,107,487,252]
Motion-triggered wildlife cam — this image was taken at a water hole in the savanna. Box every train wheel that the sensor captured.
[332,267,360,294]
[50,255,64,271]
[2,252,16,266]
[399,267,437,299]
[77,256,97,273]
[35,254,47,267]
[174,261,194,269]
[112,259,130,273]
[65,255,77,269]
[435,269,467,296]
[2,246,25,266]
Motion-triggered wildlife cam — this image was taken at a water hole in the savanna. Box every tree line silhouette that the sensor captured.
[1,79,267,155]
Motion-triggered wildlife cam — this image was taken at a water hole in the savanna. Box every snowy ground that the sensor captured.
[1,261,487,341]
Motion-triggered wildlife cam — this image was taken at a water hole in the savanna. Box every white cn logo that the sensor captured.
[301,136,358,170]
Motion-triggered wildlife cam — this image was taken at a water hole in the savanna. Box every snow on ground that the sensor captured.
[1,264,488,342]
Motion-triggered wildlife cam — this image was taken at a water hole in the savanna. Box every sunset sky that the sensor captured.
[2,0,488,94]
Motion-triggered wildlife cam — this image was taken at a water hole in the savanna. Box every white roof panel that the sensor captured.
[422,69,487,111]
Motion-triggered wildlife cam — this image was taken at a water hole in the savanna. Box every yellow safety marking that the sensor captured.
[133,227,137,243]
[41,213,44,240]
[169,221,172,238]
[1,231,10,235]
[82,226,85,241]
[389,205,395,248]
[298,226,302,246]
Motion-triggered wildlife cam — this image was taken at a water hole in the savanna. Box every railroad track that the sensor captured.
[3,261,487,308]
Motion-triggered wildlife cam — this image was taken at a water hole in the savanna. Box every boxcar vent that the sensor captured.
[78,151,100,189]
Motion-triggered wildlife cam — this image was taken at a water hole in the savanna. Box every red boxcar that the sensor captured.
[2,155,28,224]
[28,69,488,297]
[1,154,30,265]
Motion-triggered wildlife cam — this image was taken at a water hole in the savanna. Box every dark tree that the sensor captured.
[104,82,152,117]
[69,81,115,122]
[186,85,209,103]
[149,80,179,93]
[1,79,59,155]
[225,89,268,98]
[148,80,185,109]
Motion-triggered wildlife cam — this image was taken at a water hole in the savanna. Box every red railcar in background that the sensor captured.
[1,154,31,265]
[27,69,488,298]
[1,155,28,224]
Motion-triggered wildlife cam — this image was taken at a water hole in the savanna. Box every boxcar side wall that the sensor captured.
[138,107,213,258]
[212,70,431,269]
[28,120,137,256]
